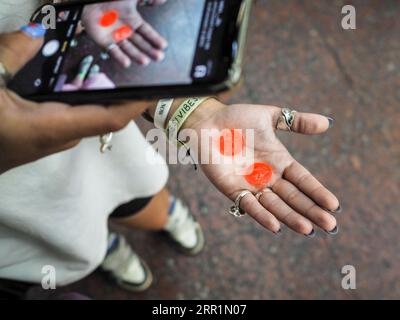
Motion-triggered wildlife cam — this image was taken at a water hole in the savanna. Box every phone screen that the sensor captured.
[9,0,243,99]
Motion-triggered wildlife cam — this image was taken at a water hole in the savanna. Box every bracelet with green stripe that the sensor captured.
[166,97,212,144]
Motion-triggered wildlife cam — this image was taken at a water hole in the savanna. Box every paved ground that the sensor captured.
[66,0,400,299]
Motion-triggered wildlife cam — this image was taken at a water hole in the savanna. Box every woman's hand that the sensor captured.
[182,99,340,237]
[81,0,168,68]
[0,29,150,174]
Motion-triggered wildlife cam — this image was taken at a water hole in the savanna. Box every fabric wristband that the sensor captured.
[154,98,174,129]
[166,97,211,143]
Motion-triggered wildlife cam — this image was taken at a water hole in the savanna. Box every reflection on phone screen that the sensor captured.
[10,0,238,97]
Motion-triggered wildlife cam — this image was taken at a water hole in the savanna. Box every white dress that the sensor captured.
[0,0,169,285]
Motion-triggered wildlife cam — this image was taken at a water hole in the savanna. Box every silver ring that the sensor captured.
[0,62,12,88]
[255,188,272,201]
[228,190,252,217]
[105,43,119,53]
[100,132,113,154]
[276,107,297,132]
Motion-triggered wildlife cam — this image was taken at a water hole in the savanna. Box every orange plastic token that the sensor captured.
[245,162,273,188]
[99,10,119,27]
[113,25,133,42]
[219,129,245,157]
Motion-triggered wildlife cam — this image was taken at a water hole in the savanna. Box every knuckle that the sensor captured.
[296,172,311,187]
[106,117,128,132]
[310,185,324,199]
[29,118,60,149]
[251,207,264,221]
[266,196,280,211]
[295,118,306,133]
[286,189,299,203]
[33,131,58,149]
[252,208,278,232]
[241,196,253,210]
[307,121,321,133]
[281,210,293,225]
[298,116,322,133]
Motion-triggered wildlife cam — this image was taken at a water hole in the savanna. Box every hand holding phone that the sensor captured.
[0,28,150,174]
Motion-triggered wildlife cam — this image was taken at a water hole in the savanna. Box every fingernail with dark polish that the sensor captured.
[305,229,316,238]
[326,225,339,235]
[327,205,342,214]
[21,23,46,39]
[327,117,334,128]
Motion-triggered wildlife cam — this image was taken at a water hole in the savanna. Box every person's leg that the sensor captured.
[112,188,170,231]
[110,187,205,255]
[100,122,203,292]
[102,191,164,292]
[101,187,204,292]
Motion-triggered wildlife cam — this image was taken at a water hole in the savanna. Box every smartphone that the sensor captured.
[8,0,252,104]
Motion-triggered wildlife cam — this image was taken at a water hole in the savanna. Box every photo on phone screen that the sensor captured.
[9,0,247,103]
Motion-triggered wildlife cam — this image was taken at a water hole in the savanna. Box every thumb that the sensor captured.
[0,24,46,76]
[270,106,332,135]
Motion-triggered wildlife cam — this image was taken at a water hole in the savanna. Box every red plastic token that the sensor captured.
[113,25,133,42]
[245,162,273,187]
[99,10,119,27]
[219,129,245,157]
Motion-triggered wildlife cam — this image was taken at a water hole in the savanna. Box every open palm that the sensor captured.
[188,103,340,236]
[82,0,168,68]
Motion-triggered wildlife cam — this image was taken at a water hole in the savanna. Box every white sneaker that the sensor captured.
[100,233,153,292]
[164,198,205,255]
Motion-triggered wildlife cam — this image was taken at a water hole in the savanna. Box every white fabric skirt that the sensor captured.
[0,122,169,285]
